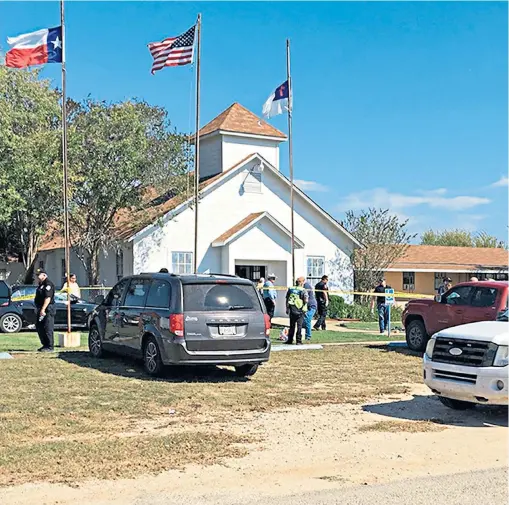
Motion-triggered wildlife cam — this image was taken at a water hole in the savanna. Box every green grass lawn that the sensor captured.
[269,328,404,344]
[0,328,404,355]
[0,332,87,353]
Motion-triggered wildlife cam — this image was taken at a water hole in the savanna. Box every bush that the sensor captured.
[326,295,403,323]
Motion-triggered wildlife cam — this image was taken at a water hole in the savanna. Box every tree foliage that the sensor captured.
[333,208,416,294]
[67,99,191,284]
[421,229,506,248]
[0,67,62,278]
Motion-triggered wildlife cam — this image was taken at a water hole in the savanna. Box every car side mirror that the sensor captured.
[94,294,105,305]
[434,294,441,303]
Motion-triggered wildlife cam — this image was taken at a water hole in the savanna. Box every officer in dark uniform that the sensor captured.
[34,268,56,352]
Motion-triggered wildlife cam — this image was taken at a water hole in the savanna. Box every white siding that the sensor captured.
[38,242,133,289]
[132,160,355,306]
[198,135,222,180]
[222,135,280,171]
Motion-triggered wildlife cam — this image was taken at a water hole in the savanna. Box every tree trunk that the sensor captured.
[22,228,40,284]
[86,246,100,285]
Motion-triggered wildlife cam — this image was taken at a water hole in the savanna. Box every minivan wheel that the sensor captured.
[438,396,475,410]
[144,337,164,377]
[0,313,22,333]
[88,326,105,358]
[234,364,259,377]
[405,319,428,352]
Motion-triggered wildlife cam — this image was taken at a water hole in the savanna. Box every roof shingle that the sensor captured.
[388,245,508,272]
[196,103,287,140]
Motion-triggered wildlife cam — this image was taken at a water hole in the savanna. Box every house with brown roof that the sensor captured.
[37,103,362,316]
[384,245,508,296]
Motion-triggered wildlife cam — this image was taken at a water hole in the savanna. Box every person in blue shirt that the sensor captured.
[303,279,317,341]
[263,274,277,321]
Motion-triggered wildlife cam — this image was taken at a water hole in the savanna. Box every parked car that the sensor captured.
[88,273,271,377]
[0,282,96,334]
[423,308,508,409]
[402,281,509,351]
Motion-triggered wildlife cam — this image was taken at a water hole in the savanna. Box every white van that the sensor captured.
[423,309,508,409]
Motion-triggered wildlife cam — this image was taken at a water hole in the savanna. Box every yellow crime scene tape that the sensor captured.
[259,285,434,299]
[10,286,434,302]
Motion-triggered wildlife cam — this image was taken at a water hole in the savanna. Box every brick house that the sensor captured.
[384,245,508,296]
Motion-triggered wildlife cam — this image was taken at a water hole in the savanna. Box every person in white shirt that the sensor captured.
[62,273,81,298]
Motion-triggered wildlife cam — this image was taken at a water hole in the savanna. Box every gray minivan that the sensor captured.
[88,273,271,376]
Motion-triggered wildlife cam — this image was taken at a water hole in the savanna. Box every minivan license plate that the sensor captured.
[219,325,235,336]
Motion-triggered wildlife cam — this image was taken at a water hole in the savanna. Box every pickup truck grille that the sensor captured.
[432,369,477,384]
[432,337,496,367]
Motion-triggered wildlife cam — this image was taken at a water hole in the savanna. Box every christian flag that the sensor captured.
[5,26,63,68]
[262,80,290,119]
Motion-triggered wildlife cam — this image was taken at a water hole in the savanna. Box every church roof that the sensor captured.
[197,103,287,140]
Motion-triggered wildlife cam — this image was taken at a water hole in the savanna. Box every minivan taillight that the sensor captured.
[0,301,8,307]
[170,314,184,338]
[264,314,271,337]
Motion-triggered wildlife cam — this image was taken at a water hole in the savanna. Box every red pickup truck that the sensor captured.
[402,280,509,351]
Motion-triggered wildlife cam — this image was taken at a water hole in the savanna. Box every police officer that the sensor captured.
[34,268,56,352]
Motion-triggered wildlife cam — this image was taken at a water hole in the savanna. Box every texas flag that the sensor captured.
[5,26,63,68]
[262,80,291,119]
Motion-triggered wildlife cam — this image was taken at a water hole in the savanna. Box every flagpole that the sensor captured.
[286,39,295,283]
[60,0,71,334]
[193,14,201,274]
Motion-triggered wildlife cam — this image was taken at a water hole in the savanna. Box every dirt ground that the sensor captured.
[3,385,507,505]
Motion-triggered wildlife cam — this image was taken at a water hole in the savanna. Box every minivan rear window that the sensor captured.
[183,283,260,312]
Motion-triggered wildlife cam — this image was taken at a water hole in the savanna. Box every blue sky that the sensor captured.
[1,1,507,242]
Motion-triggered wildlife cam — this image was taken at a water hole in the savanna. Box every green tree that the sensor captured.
[0,67,62,280]
[67,99,190,284]
[332,208,416,295]
[421,229,505,248]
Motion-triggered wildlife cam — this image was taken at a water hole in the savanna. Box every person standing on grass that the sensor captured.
[263,274,277,322]
[303,278,317,341]
[372,278,392,334]
[285,277,309,345]
[34,268,56,352]
[313,275,329,331]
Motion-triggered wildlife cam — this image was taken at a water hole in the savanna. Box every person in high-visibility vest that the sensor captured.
[285,276,309,345]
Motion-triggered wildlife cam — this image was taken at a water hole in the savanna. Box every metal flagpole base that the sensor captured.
[57,332,81,348]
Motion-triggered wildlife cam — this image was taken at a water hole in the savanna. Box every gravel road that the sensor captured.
[140,467,507,505]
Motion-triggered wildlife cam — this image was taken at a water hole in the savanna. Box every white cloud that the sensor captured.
[491,176,509,188]
[294,179,329,193]
[417,188,448,196]
[336,188,491,212]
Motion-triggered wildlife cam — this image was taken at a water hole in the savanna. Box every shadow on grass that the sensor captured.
[58,351,251,384]
[363,394,508,428]
[366,343,422,358]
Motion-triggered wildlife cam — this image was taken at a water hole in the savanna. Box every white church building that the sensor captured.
[38,103,361,315]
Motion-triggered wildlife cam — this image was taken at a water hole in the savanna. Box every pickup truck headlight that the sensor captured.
[425,337,436,359]
[493,346,509,367]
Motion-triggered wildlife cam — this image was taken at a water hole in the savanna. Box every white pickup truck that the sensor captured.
[423,309,508,409]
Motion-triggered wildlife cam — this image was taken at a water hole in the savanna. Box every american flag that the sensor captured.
[148,24,196,74]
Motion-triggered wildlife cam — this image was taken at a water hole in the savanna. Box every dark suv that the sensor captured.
[88,273,271,377]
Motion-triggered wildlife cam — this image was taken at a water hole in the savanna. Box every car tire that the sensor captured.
[88,325,105,358]
[143,336,164,377]
[405,319,428,352]
[438,396,475,410]
[0,313,22,334]
[234,364,259,377]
